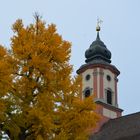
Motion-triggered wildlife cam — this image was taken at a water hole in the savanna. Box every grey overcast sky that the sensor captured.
[0,0,140,115]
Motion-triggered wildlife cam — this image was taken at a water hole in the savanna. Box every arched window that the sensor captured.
[85,89,91,98]
[83,87,93,99]
[106,89,112,105]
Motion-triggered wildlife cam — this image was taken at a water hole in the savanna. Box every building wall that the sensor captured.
[103,69,115,94]
[103,68,117,106]
[81,67,118,106]
[97,68,100,99]
[81,66,121,117]
[82,69,94,99]
[96,104,122,119]
[80,66,122,134]
[103,108,117,118]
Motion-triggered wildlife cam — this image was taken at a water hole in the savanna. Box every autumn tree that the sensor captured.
[0,46,13,139]
[0,15,99,140]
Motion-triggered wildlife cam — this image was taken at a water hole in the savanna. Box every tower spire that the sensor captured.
[96,18,103,40]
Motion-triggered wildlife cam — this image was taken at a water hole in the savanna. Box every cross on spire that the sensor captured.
[96,18,103,32]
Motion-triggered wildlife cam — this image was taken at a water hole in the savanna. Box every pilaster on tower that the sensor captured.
[77,23,123,120]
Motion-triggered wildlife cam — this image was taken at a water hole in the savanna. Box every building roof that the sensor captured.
[95,100,123,113]
[90,112,140,140]
[85,31,111,64]
[76,61,120,75]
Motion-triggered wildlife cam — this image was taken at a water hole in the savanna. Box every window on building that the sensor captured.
[85,74,91,81]
[106,89,112,105]
[106,75,111,81]
[85,89,91,98]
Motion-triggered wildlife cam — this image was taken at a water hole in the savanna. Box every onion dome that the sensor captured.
[85,26,111,64]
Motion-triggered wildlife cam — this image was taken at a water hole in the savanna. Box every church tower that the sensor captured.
[77,22,123,121]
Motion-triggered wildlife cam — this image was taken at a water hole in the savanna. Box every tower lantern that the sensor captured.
[77,23,123,120]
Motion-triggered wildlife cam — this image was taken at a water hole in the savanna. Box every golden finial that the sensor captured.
[96,18,103,32]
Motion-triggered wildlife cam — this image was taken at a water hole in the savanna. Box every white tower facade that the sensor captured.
[77,28,123,119]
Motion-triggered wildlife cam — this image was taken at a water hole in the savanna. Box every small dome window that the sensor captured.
[85,74,91,81]
[106,75,111,81]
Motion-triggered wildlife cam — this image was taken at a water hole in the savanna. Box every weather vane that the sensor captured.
[96,18,103,32]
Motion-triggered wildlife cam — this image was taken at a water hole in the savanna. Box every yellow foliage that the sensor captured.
[36,135,44,140]
[0,15,99,140]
